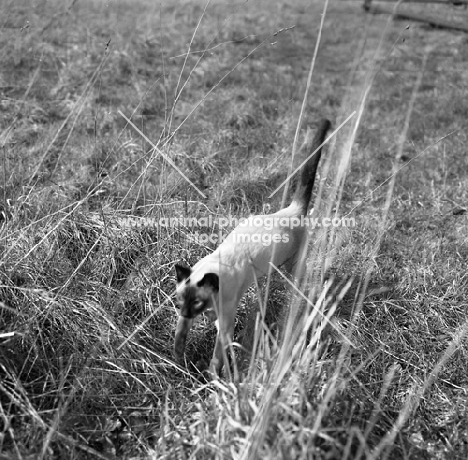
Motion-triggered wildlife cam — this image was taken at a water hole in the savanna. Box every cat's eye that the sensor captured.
[193,300,203,310]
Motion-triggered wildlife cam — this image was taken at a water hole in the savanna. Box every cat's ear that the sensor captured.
[197,273,219,292]
[175,264,191,283]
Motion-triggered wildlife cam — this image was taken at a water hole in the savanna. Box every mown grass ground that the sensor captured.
[1,0,468,458]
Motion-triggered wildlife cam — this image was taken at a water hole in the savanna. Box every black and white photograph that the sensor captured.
[0,0,467,458]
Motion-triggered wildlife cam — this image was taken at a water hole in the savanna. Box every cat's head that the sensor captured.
[175,264,219,318]
[173,264,219,362]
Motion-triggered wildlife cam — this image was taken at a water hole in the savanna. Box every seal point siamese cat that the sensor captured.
[174,119,331,374]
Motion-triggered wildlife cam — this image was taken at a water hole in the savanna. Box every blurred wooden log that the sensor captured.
[362,0,468,4]
[364,3,468,32]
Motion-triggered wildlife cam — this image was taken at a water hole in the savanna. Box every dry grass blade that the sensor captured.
[280,0,329,208]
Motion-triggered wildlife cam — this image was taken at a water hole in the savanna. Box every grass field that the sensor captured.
[1,0,468,458]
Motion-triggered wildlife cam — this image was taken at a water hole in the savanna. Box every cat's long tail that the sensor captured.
[292,118,331,213]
